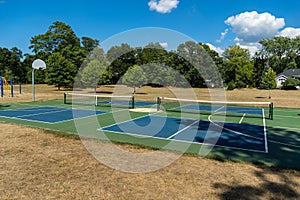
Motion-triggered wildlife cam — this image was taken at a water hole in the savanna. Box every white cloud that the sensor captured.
[206,43,224,55]
[159,42,168,49]
[224,11,286,55]
[216,29,228,43]
[225,11,285,43]
[148,0,179,14]
[279,27,300,38]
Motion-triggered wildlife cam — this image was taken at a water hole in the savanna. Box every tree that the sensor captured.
[81,36,99,53]
[199,42,225,78]
[30,21,80,55]
[165,50,189,87]
[252,56,267,88]
[106,44,135,83]
[223,46,254,88]
[81,60,107,92]
[28,21,101,86]
[259,36,299,74]
[45,52,77,90]
[223,45,250,60]
[8,47,24,82]
[261,68,277,89]
[0,47,26,83]
[176,41,221,88]
[121,65,147,94]
[60,45,87,70]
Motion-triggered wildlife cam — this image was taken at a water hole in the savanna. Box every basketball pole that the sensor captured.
[32,69,35,101]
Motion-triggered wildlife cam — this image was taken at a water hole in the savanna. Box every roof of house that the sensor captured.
[277,69,300,78]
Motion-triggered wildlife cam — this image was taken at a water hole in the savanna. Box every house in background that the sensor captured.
[276,68,300,87]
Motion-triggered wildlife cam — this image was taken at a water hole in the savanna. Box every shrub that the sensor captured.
[235,80,246,88]
[282,78,300,90]
[227,81,235,90]
[261,68,277,89]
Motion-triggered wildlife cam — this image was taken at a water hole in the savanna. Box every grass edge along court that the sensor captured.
[0,92,299,170]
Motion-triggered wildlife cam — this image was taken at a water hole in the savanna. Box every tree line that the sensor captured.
[1,21,300,90]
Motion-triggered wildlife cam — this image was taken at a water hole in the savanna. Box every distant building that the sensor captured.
[276,69,300,87]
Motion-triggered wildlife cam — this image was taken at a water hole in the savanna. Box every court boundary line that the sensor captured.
[0,105,57,112]
[268,139,300,149]
[0,107,108,124]
[101,128,267,154]
[13,108,74,118]
[269,125,300,131]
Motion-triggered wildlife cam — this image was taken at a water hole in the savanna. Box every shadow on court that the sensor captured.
[209,125,300,170]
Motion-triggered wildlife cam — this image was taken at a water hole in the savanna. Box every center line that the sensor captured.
[239,113,246,124]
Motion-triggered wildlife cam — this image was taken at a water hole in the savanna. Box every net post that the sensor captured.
[95,95,98,106]
[10,77,13,97]
[0,76,3,97]
[63,93,67,104]
[131,96,135,109]
[19,82,22,94]
[157,97,161,111]
[269,102,274,120]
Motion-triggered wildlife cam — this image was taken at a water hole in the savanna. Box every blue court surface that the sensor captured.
[177,104,263,115]
[0,106,105,123]
[100,115,267,153]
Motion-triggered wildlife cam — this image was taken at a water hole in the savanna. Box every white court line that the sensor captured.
[0,106,56,112]
[101,124,267,154]
[14,109,71,118]
[262,108,268,153]
[271,126,300,131]
[213,105,225,113]
[239,113,246,124]
[167,120,199,139]
[268,140,300,149]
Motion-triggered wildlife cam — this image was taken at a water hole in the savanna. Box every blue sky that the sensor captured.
[1,0,300,55]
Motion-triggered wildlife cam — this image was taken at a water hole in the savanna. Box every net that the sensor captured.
[64,92,135,109]
[157,97,273,119]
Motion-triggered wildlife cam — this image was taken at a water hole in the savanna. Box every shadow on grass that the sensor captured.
[214,168,299,199]
[0,104,11,110]
[96,91,113,94]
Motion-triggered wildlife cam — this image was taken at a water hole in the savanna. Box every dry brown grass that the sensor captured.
[1,123,299,199]
[1,85,300,199]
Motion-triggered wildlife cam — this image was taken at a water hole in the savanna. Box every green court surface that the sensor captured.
[0,100,299,170]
